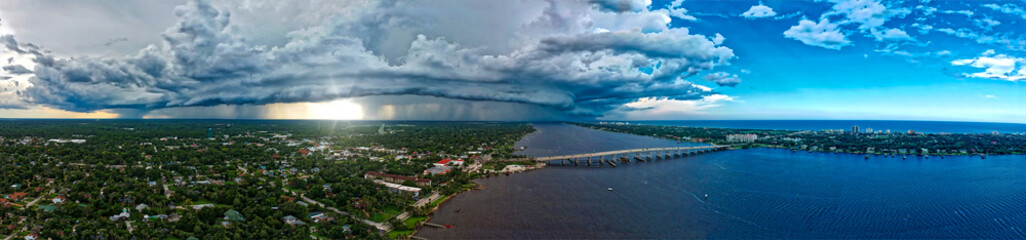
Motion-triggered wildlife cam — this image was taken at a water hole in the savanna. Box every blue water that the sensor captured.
[416,123,1026,239]
[611,120,1026,134]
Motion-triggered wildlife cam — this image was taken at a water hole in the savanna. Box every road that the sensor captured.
[282,187,392,231]
[413,193,441,208]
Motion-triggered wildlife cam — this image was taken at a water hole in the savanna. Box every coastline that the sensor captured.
[410,164,546,238]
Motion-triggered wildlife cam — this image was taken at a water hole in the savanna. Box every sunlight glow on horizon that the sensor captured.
[304,99,364,120]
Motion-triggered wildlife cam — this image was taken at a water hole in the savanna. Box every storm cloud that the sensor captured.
[6,0,736,118]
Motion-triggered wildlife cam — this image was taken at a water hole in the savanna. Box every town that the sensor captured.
[0,120,536,239]
[577,122,1026,156]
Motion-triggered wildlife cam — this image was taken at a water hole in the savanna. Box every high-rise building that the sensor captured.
[208,128,213,139]
[866,128,873,133]
[851,125,860,134]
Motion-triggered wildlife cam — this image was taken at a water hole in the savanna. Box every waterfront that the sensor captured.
[417,123,1026,239]
[625,120,1026,134]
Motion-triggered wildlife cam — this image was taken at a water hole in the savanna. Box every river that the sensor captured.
[415,123,1026,239]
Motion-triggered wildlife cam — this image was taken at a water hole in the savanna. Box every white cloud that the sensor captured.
[741,4,777,19]
[604,93,734,120]
[784,0,913,48]
[983,3,1026,19]
[666,0,697,21]
[824,0,910,30]
[951,52,1026,81]
[870,28,912,41]
[939,9,974,17]
[974,17,1001,30]
[783,19,851,50]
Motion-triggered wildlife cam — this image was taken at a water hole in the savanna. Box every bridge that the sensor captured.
[510,145,733,167]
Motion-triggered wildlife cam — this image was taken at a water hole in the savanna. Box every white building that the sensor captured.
[726,134,757,143]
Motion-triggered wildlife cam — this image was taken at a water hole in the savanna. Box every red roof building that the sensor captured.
[434,159,452,167]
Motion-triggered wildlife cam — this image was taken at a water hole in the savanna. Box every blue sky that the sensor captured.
[660,0,1026,122]
[0,0,1024,122]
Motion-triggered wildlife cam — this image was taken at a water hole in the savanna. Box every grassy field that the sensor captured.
[404,216,427,228]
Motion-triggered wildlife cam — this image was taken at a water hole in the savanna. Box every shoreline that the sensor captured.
[409,162,546,238]
[752,145,1001,158]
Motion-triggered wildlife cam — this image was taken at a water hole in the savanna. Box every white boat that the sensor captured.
[608,188,613,191]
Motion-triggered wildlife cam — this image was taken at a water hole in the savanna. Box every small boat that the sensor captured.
[608,188,613,191]
[864,155,870,160]
[902,155,907,160]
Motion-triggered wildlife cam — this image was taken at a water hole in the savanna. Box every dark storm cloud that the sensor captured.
[102,37,128,47]
[11,0,735,118]
[704,72,741,87]
[2,64,31,74]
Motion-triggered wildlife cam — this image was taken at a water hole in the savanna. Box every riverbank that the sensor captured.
[406,163,545,239]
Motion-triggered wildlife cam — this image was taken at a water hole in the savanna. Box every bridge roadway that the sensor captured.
[514,145,732,163]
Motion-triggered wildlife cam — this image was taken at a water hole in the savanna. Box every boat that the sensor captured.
[608,188,613,191]
[864,155,870,160]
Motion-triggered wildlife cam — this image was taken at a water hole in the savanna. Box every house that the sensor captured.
[309,212,334,223]
[109,208,131,221]
[424,165,451,175]
[136,203,149,212]
[364,171,432,186]
[298,149,312,156]
[5,192,27,201]
[144,214,169,221]
[51,196,66,204]
[23,233,38,240]
[283,215,306,225]
[372,180,422,197]
[434,159,452,167]
[452,159,464,166]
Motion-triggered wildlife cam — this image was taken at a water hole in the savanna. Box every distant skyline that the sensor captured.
[0,0,1025,122]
